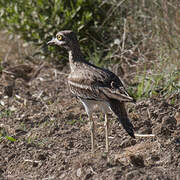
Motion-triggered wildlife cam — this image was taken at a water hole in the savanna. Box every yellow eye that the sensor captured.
[57,35,62,41]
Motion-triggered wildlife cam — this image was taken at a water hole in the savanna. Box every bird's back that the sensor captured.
[68,60,134,103]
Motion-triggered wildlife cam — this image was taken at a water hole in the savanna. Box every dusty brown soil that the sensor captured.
[0,31,180,180]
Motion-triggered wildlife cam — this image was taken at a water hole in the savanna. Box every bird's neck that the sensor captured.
[68,46,84,71]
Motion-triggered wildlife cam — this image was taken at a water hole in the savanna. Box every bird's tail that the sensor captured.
[109,99,135,138]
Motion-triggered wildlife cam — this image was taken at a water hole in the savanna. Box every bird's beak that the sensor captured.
[47,37,56,45]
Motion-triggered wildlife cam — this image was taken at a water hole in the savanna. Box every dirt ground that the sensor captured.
[0,31,180,180]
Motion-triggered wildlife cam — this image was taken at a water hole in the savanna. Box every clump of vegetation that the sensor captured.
[0,0,112,64]
[0,0,179,99]
[135,64,180,99]
[0,127,17,142]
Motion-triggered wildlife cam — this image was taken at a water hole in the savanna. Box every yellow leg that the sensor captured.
[89,115,95,153]
[104,114,109,152]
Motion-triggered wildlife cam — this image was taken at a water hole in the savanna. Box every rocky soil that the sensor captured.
[0,31,179,180]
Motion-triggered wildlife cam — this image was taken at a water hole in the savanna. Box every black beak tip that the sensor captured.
[47,41,52,45]
[47,38,55,45]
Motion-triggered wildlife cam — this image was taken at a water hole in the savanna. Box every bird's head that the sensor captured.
[47,30,78,50]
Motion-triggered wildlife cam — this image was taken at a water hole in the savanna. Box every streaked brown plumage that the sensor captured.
[47,30,135,152]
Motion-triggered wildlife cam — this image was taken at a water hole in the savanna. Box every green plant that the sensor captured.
[0,0,111,65]
[5,135,17,142]
[0,109,13,118]
[67,119,77,125]
[134,62,180,99]
[0,128,17,142]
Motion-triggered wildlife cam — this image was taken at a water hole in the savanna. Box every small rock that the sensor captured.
[151,154,160,161]
[85,173,92,179]
[175,112,180,126]
[7,153,16,161]
[59,173,66,179]
[174,138,180,146]
[33,161,38,167]
[120,139,136,148]
[38,154,46,161]
[162,116,177,129]
[15,129,27,136]
[77,168,82,177]
[160,116,177,136]
[129,155,145,167]
[0,100,5,106]
[126,170,140,180]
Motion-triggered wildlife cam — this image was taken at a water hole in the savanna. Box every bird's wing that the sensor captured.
[68,64,135,102]
[109,99,135,138]
[68,68,104,100]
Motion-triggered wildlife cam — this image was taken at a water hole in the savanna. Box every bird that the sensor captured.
[47,30,136,153]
